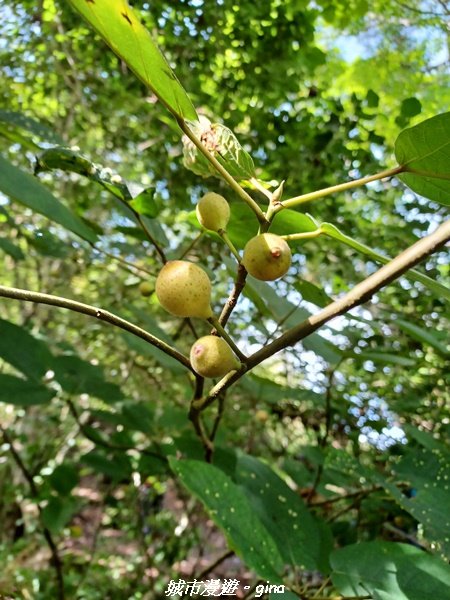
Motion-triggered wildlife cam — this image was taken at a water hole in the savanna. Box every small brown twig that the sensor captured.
[218,263,248,327]
[195,549,234,580]
[0,425,65,600]
[0,285,192,371]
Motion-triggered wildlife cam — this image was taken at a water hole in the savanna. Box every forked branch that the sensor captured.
[195,219,450,409]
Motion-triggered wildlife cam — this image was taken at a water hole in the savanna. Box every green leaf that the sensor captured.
[366,89,380,108]
[48,464,79,496]
[395,112,450,205]
[67,0,197,120]
[41,496,78,534]
[323,448,376,491]
[350,350,417,367]
[403,424,446,452]
[401,97,422,118]
[81,449,132,481]
[241,374,325,407]
[37,146,131,201]
[128,189,158,218]
[271,210,319,237]
[0,237,25,261]
[382,447,450,558]
[120,403,154,434]
[294,279,332,308]
[0,155,97,243]
[226,453,329,572]
[122,332,185,374]
[321,222,450,302]
[0,110,65,150]
[0,318,54,381]
[27,229,70,258]
[0,374,55,406]
[169,458,284,581]
[331,541,450,600]
[52,355,124,402]
[394,318,450,356]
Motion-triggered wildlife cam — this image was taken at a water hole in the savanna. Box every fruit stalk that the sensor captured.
[207,316,246,361]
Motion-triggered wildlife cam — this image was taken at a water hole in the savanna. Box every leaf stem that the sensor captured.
[281,229,323,242]
[177,118,267,225]
[0,285,192,371]
[280,166,405,210]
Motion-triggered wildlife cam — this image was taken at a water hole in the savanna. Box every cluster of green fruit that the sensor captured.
[153,193,292,379]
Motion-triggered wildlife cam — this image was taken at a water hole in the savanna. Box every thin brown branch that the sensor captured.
[189,376,214,460]
[195,219,450,410]
[0,425,65,600]
[218,263,248,327]
[0,285,192,371]
[195,550,234,580]
[209,395,226,443]
[178,231,204,259]
[310,486,381,507]
[307,362,342,503]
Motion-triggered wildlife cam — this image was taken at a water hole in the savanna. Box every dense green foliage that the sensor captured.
[0,1,449,598]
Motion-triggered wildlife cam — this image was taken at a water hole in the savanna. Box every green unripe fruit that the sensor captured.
[190,335,240,378]
[196,192,230,232]
[242,233,292,281]
[155,260,213,319]
[139,281,153,297]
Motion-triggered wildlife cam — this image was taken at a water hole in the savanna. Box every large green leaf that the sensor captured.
[0,156,97,243]
[395,318,450,357]
[321,222,450,302]
[0,318,54,381]
[0,374,55,406]
[48,464,79,496]
[67,0,197,121]
[0,237,25,261]
[382,446,450,558]
[395,112,450,205]
[81,449,132,481]
[37,146,144,203]
[169,458,284,581]
[0,110,65,148]
[223,452,330,572]
[41,496,79,534]
[52,355,124,402]
[226,204,318,249]
[349,349,417,367]
[331,541,450,600]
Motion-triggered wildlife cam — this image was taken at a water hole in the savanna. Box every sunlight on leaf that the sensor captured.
[68,0,197,120]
